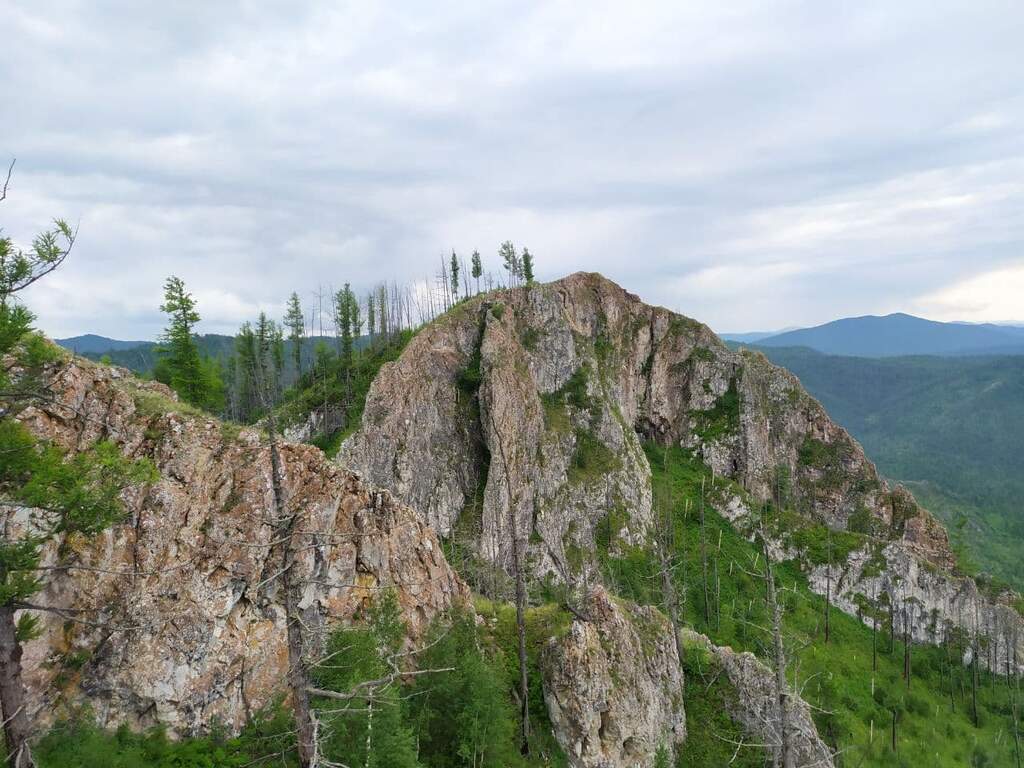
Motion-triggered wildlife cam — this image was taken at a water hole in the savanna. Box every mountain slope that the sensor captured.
[756,312,1024,356]
[747,345,1024,587]
[55,334,152,354]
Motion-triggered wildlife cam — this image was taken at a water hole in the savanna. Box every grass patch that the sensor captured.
[693,378,740,442]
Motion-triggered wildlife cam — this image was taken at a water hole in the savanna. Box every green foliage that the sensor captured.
[521,248,535,284]
[693,378,739,442]
[678,641,767,767]
[0,424,157,606]
[790,523,864,566]
[540,365,592,432]
[36,706,297,768]
[278,327,415,453]
[604,442,1024,768]
[282,292,306,380]
[568,427,619,485]
[155,276,223,411]
[310,591,420,767]
[409,608,523,767]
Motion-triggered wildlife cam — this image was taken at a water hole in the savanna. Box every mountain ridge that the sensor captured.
[738,312,1024,356]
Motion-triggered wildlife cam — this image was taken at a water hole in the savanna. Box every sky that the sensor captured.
[2,1,1023,339]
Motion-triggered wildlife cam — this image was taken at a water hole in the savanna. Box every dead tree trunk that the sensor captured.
[760,524,792,768]
[824,530,832,644]
[0,604,35,768]
[700,477,710,626]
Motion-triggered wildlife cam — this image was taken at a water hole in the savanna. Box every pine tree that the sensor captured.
[471,250,482,294]
[1,192,156,768]
[283,292,305,378]
[157,276,208,407]
[450,250,460,301]
[335,284,354,369]
[521,247,535,285]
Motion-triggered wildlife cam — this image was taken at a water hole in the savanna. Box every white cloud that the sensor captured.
[2,0,1023,337]
[914,264,1024,323]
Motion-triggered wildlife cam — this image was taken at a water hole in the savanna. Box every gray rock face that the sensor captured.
[542,588,686,767]
[808,542,1024,676]
[680,629,834,768]
[12,358,468,734]
[340,272,954,581]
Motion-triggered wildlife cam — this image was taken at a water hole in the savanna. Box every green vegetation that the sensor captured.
[38,594,568,768]
[595,443,1022,767]
[678,638,767,767]
[692,378,740,442]
[154,276,224,411]
[754,345,1024,589]
[281,328,415,456]
[36,711,293,768]
[540,365,591,432]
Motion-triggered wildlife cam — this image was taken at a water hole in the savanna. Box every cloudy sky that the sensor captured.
[3,1,1023,338]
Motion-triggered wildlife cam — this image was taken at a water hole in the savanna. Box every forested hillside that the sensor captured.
[751,345,1024,589]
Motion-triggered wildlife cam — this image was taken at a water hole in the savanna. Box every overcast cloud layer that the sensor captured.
[3,1,1023,338]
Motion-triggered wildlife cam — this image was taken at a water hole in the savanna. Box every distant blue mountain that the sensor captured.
[752,313,1024,357]
[55,333,365,375]
[718,330,785,343]
[56,334,153,354]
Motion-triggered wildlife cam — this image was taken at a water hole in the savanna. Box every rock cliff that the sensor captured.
[11,357,467,734]
[341,274,962,589]
[340,273,1023,678]
[541,588,686,767]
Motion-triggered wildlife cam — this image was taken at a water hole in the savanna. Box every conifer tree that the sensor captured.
[450,250,460,301]
[471,250,482,294]
[521,247,535,285]
[283,292,305,378]
[157,276,208,407]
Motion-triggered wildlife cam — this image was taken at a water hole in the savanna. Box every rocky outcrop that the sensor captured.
[11,357,467,734]
[680,629,834,768]
[809,541,1024,676]
[341,272,955,580]
[541,588,685,767]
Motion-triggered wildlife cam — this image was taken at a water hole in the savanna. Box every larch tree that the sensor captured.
[1,176,156,768]
[450,250,460,302]
[521,247,535,285]
[283,292,305,379]
[157,276,211,408]
[471,250,482,294]
[498,241,520,287]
